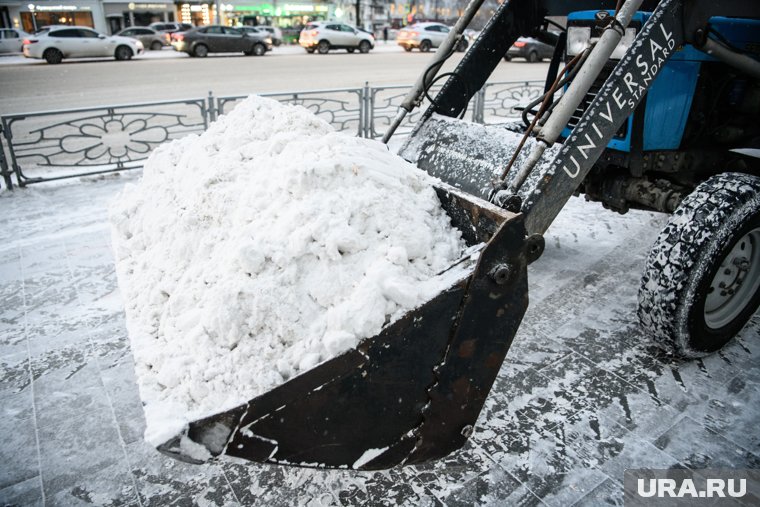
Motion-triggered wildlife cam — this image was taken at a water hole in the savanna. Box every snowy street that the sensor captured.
[1,170,757,505]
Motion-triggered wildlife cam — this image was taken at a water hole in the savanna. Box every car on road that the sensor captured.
[0,28,31,54]
[253,25,283,46]
[171,25,272,57]
[504,37,554,62]
[150,22,193,44]
[396,22,468,52]
[22,26,144,64]
[115,26,167,51]
[239,25,282,46]
[299,22,374,54]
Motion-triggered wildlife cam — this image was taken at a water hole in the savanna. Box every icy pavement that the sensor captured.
[0,174,758,506]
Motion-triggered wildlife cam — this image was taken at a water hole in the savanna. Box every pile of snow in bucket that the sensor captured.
[110,96,466,446]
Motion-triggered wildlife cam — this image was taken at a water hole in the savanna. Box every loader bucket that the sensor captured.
[156,183,533,470]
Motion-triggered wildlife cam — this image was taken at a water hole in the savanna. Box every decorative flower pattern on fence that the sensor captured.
[2,99,207,185]
[59,117,168,162]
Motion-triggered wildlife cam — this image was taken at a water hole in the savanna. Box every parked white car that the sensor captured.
[0,28,31,54]
[396,22,467,52]
[299,22,374,54]
[23,26,144,64]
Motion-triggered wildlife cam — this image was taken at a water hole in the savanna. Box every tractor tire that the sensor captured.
[193,44,208,58]
[419,40,432,52]
[44,48,63,64]
[638,172,760,357]
[114,45,133,61]
[358,40,371,53]
[317,40,330,54]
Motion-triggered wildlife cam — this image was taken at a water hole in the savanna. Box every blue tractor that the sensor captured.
[160,0,760,470]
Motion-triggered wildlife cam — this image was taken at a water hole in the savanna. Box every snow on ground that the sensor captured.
[109,96,466,446]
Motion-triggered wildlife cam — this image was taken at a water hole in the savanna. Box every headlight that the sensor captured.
[136,40,144,49]
[567,25,636,59]
[567,26,590,56]
[265,37,272,44]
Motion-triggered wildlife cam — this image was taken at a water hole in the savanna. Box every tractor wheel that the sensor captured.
[193,44,208,58]
[419,40,432,52]
[638,172,760,357]
[44,48,63,64]
[317,40,330,54]
[114,45,133,61]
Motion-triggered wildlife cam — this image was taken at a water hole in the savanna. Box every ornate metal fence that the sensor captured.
[0,80,544,190]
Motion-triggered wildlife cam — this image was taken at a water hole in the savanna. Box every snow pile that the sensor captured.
[109,96,466,446]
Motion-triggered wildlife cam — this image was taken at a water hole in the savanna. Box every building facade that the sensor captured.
[0,0,479,35]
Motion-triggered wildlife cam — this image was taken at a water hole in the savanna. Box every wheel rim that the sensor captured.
[704,226,760,329]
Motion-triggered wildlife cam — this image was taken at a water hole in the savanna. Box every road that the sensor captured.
[0,45,549,114]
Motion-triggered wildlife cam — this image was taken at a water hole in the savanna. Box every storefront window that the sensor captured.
[21,11,94,32]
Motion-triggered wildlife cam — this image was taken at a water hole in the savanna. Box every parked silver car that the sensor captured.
[396,22,467,52]
[256,25,283,46]
[115,26,167,51]
[0,28,30,54]
[23,26,144,64]
[299,22,374,54]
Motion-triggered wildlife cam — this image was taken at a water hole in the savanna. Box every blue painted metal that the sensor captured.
[563,11,760,153]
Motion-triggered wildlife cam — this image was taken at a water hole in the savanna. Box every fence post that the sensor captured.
[475,87,486,124]
[362,82,371,138]
[207,91,217,124]
[0,122,13,191]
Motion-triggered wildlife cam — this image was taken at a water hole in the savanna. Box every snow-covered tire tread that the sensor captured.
[638,172,760,358]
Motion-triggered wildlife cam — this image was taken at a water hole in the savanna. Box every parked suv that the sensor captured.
[172,25,272,57]
[396,22,467,52]
[23,26,143,64]
[299,22,373,54]
[116,26,166,51]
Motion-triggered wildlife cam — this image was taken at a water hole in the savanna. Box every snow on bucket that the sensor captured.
[109,96,470,449]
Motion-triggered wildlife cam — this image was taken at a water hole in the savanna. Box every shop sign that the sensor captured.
[28,4,91,10]
[128,3,170,9]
